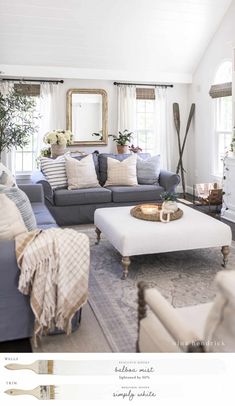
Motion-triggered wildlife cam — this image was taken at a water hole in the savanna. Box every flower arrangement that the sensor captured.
[129,144,142,153]
[43,129,73,147]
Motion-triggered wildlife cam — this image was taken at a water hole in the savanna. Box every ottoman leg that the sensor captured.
[121,256,131,280]
[95,227,101,245]
[221,245,230,267]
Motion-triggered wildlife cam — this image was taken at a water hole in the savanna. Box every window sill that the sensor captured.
[16,172,32,180]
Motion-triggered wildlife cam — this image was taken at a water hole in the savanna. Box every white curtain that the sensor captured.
[0,81,16,173]
[117,85,136,133]
[155,86,171,170]
[38,83,63,151]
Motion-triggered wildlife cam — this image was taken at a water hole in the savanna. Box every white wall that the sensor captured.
[54,78,189,167]
[187,0,235,190]
[57,78,117,155]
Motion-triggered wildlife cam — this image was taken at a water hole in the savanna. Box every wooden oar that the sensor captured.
[173,103,186,198]
[176,103,195,174]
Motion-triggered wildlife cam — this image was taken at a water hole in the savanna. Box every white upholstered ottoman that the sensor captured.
[94,204,232,279]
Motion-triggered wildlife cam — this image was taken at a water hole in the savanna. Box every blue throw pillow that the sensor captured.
[137,155,161,185]
[0,186,37,231]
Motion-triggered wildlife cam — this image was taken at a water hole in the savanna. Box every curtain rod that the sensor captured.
[1,78,64,84]
[113,81,173,88]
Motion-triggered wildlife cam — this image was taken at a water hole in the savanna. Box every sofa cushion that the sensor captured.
[54,187,112,206]
[105,155,138,186]
[1,186,37,231]
[99,153,150,185]
[0,194,27,239]
[72,153,99,178]
[0,163,15,186]
[31,202,57,227]
[105,184,165,203]
[40,156,68,189]
[137,155,161,185]
[65,154,100,189]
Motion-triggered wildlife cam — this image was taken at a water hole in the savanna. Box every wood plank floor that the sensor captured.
[32,302,112,353]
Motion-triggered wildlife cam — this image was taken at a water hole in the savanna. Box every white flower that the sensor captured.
[43,129,73,146]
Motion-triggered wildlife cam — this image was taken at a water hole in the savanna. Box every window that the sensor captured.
[214,95,232,175]
[210,61,232,176]
[135,88,158,155]
[14,84,40,175]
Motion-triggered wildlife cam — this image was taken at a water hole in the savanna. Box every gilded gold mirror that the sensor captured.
[66,88,108,145]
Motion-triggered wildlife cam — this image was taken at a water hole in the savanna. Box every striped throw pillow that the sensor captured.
[40,156,68,189]
[0,186,37,231]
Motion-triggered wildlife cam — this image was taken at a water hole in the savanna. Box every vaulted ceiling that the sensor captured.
[0,0,232,82]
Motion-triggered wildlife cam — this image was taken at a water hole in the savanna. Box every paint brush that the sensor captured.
[5,385,118,400]
[5,360,117,375]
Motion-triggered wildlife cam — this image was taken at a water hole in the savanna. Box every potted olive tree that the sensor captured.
[0,87,39,161]
[109,130,133,154]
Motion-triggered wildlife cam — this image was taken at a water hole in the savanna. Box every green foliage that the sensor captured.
[160,191,178,201]
[109,129,133,146]
[92,132,103,141]
[0,88,40,156]
[40,146,51,157]
[230,130,235,152]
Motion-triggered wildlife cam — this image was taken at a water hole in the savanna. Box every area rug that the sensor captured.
[75,226,235,353]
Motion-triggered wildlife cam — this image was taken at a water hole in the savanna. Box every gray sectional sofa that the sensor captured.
[0,184,81,344]
[32,153,180,226]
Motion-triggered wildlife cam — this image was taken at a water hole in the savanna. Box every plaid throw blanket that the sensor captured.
[15,228,90,343]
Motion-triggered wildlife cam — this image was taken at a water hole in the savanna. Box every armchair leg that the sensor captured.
[136,282,148,352]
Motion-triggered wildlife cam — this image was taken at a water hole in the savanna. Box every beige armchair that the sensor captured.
[137,271,235,353]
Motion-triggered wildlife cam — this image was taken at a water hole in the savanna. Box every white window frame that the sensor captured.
[135,98,157,155]
[212,61,232,178]
[15,95,40,177]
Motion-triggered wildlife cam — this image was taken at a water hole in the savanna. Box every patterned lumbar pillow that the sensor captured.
[0,186,37,231]
[137,155,161,184]
[40,156,68,189]
[0,163,16,186]
[0,194,27,240]
[65,154,100,190]
[104,154,138,186]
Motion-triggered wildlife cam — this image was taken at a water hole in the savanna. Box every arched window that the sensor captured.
[211,61,232,176]
[214,60,232,84]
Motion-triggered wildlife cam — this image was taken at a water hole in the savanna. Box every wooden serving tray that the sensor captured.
[130,204,183,222]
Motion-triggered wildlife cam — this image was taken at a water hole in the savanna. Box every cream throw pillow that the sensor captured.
[204,271,235,352]
[65,154,100,190]
[0,163,15,187]
[0,194,27,240]
[105,155,138,186]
